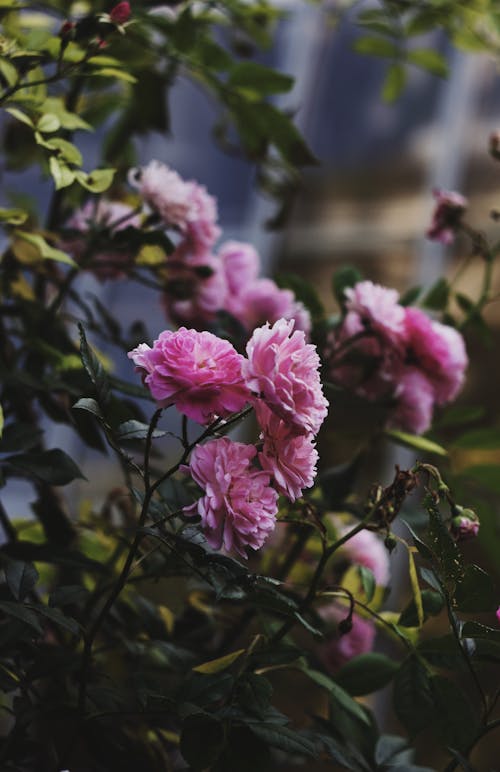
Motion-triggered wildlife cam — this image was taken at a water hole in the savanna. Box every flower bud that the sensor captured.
[450,506,479,541]
[426,188,467,245]
[338,617,353,635]
[59,20,75,39]
[110,2,131,24]
[384,534,397,553]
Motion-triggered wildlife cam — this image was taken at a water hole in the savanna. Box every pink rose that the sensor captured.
[388,367,435,435]
[244,318,328,436]
[330,518,390,587]
[228,278,311,336]
[163,253,228,328]
[427,188,467,245]
[128,327,249,425]
[218,240,260,294]
[343,280,407,346]
[404,308,468,405]
[256,403,318,502]
[129,161,195,230]
[318,605,376,671]
[186,438,278,556]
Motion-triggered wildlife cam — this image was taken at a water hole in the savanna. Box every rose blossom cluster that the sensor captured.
[328,280,468,434]
[129,161,310,336]
[129,318,328,557]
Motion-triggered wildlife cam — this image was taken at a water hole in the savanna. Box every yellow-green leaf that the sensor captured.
[5,106,34,128]
[192,648,245,674]
[0,207,28,225]
[37,112,60,133]
[49,156,76,190]
[89,67,137,83]
[408,547,424,627]
[76,168,115,193]
[385,430,447,456]
[14,231,77,267]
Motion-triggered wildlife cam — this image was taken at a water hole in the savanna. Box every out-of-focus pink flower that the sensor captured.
[128,327,249,424]
[64,199,140,280]
[404,308,468,405]
[330,518,390,586]
[388,367,435,435]
[219,241,260,294]
[451,508,480,541]
[110,1,131,24]
[256,403,318,501]
[496,606,500,624]
[129,161,194,229]
[426,188,467,245]
[228,278,311,336]
[244,319,328,436]
[163,253,227,328]
[318,604,376,671]
[344,280,407,345]
[186,438,278,556]
[184,183,221,255]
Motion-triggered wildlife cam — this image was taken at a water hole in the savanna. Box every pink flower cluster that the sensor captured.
[64,200,141,281]
[129,161,310,336]
[129,319,328,555]
[328,280,468,434]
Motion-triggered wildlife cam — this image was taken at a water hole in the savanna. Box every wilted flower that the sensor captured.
[128,327,249,425]
[244,318,328,436]
[426,188,467,245]
[186,438,278,556]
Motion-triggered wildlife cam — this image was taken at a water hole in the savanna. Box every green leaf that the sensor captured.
[14,231,77,266]
[0,207,28,225]
[382,63,406,102]
[301,667,370,725]
[44,137,83,166]
[193,648,245,674]
[5,106,34,128]
[116,420,166,441]
[408,548,424,627]
[332,266,363,306]
[385,430,447,456]
[78,324,109,404]
[358,566,375,601]
[436,405,484,428]
[75,168,115,193]
[28,604,80,636]
[49,156,76,189]
[0,600,44,634]
[180,713,225,770]
[37,112,60,133]
[7,448,86,486]
[422,277,449,311]
[275,272,325,324]
[246,723,318,758]
[0,56,18,87]
[456,565,497,612]
[335,653,398,696]
[354,36,399,58]
[0,422,43,452]
[72,397,103,420]
[229,61,294,96]
[430,676,478,751]
[393,655,434,735]
[399,589,444,627]
[408,48,448,77]
[4,560,38,601]
[41,97,92,131]
[89,67,138,83]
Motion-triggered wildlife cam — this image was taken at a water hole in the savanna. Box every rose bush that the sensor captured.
[0,2,499,771]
